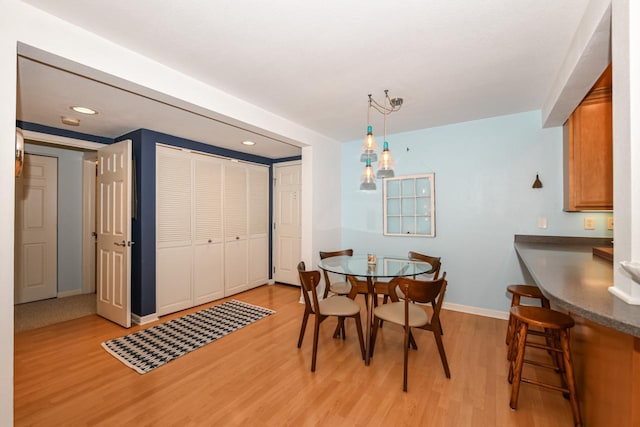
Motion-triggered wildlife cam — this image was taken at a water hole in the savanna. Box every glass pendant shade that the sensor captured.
[360,125,378,162]
[360,157,377,190]
[376,141,395,178]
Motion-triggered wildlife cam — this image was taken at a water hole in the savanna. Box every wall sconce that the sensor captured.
[15,127,24,177]
[532,173,543,189]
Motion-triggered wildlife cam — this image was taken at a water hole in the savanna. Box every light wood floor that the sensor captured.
[14,284,575,426]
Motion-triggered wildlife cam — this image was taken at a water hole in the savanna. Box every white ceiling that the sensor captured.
[18,0,591,156]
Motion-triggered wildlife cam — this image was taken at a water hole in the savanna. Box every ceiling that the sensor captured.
[17,0,591,157]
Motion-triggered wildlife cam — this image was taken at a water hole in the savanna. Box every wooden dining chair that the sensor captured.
[297,262,366,372]
[371,273,450,391]
[378,251,442,332]
[319,249,354,297]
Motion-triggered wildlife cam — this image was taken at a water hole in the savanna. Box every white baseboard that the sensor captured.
[56,289,84,298]
[442,302,509,320]
[132,313,160,325]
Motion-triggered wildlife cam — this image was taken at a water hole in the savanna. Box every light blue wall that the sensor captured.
[25,143,84,295]
[341,110,613,313]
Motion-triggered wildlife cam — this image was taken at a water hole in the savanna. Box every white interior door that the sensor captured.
[273,162,301,286]
[14,154,58,303]
[97,139,132,328]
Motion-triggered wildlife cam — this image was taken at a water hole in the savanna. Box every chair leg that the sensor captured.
[403,326,410,392]
[341,317,347,340]
[332,321,342,339]
[431,301,444,335]
[379,294,389,328]
[311,317,320,372]
[560,330,582,426]
[509,322,528,410]
[354,314,366,360]
[409,330,418,350]
[297,311,309,348]
[432,323,450,378]
[371,315,380,358]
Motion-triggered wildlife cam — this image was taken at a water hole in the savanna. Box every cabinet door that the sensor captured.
[224,239,248,295]
[565,100,613,210]
[248,167,269,287]
[564,65,613,211]
[156,147,193,315]
[248,236,268,288]
[224,163,248,295]
[193,157,224,304]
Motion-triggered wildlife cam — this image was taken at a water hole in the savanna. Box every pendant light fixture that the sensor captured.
[360,95,378,162]
[359,90,402,189]
[360,157,377,190]
[376,93,395,178]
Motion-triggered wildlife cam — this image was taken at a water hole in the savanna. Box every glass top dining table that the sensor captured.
[318,254,434,365]
[318,254,434,279]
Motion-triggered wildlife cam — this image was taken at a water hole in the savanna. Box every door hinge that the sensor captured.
[273,222,276,230]
[273,266,276,274]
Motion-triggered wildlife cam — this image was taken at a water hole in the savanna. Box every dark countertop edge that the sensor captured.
[514,234,613,246]
[514,240,640,338]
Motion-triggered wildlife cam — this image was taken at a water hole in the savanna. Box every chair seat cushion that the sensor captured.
[330,281,351,295]
[319,296,361,317]
[373,302,428,327]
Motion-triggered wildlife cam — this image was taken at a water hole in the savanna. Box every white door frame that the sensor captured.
[21,131,106,299]
[81,153,97,294]
[272,160,302,286]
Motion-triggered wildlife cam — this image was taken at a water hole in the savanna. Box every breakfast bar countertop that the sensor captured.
[514,235,640,338]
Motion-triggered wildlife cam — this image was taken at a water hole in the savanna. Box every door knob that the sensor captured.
[114,240,126,247]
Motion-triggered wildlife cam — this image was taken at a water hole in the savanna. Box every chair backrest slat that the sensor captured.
[395,273,447,321]
[408,251,441,280]
[297,265,321,313]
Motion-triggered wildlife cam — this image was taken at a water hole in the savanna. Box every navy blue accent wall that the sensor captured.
[17,120,114,145]
[116,130,157,317]
[272,155,302,163]
[145,129,273,165]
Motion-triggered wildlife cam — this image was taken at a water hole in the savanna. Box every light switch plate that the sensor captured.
[584,217,596,230]
[537,216,548,229]
[607,217,614,230]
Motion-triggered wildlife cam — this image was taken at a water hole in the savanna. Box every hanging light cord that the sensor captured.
[370,89,402,115]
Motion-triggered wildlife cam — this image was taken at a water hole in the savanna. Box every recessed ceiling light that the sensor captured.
[241,140,256,146]
[61,116,80,126]
[70,106,98,115]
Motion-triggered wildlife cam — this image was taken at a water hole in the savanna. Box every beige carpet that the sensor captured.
[14,293,97,333]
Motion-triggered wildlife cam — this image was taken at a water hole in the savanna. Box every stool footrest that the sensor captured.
[521,377,569,394]
[523,358,560,371]
[525,341,562,352]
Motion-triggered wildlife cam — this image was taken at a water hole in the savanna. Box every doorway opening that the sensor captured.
[14,136,100,331]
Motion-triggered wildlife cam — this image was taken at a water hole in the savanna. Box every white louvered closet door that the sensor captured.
[224,163,249,295]
[248,166,269,288]
[156,147,193,315]
[193,157,224,304]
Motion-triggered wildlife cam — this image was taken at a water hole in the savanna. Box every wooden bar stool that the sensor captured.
[505,285,550,345]
[507,306,582,426]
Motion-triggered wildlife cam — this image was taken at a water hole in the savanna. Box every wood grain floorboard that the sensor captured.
[14,284,575,426]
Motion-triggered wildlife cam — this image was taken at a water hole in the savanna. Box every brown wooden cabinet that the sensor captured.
[563,64,613,211]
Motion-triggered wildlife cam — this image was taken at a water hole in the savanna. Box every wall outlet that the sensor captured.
[607,216,614,230]
[584,217,596,230]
